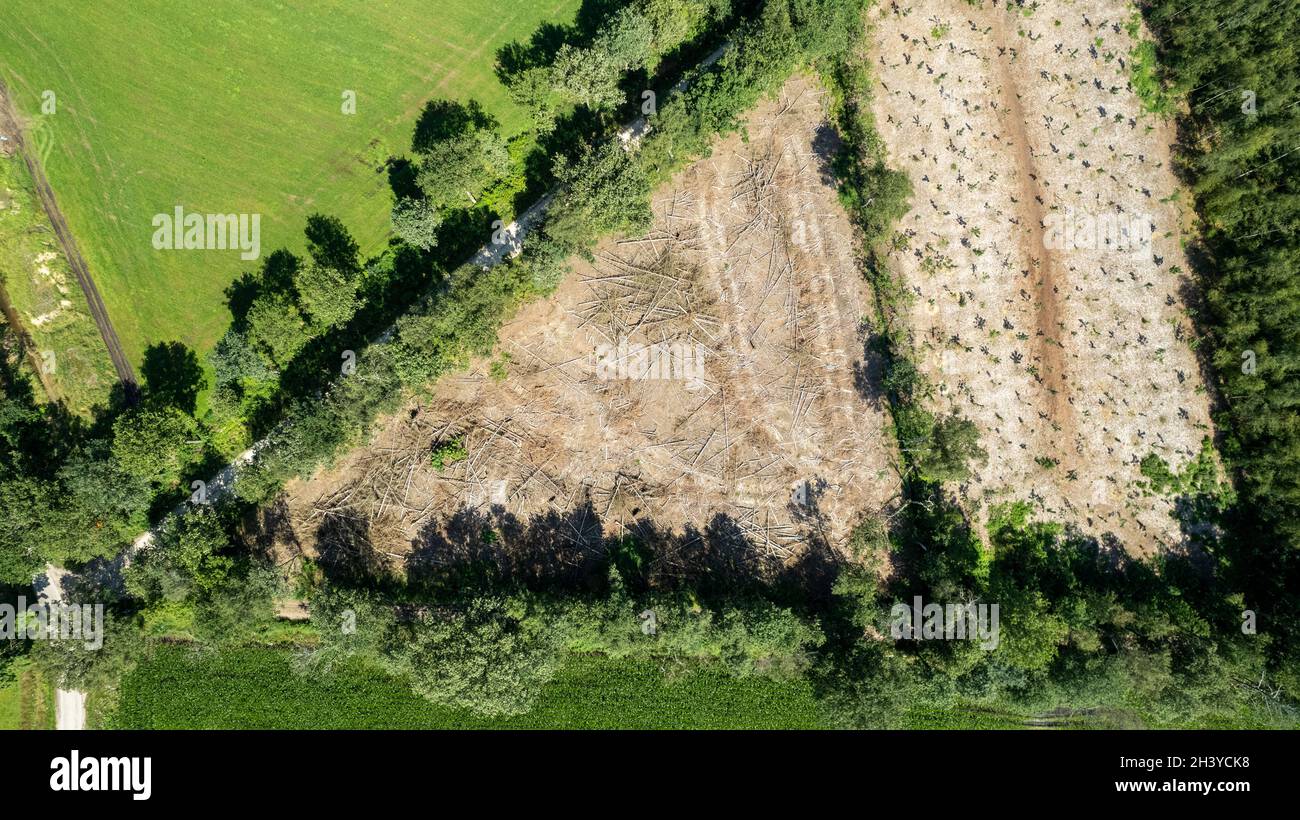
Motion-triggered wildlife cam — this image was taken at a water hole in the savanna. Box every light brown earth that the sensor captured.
[272,75,900,580]
[870,0,1215,550]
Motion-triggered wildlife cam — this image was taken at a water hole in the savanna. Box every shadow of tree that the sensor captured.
[307,495,843,605]
[385,157,420,202]
[314,511,397,586]
[247,495,302,561]
[141,341,205,414]
[812,121,843,186]
[852,330,890,408]
[411,99,496,154]
[407,502,605,592]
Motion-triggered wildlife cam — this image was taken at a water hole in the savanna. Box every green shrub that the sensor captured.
[430,437,468,471]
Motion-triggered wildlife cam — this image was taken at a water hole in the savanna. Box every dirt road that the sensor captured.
[55,689,86,731]
[0,81,136,392]
[36,564,87,731]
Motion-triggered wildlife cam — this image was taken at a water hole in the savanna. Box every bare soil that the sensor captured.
[268,1,1215,572]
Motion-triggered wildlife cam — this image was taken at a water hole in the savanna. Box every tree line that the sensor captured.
[1142,0,1300,691]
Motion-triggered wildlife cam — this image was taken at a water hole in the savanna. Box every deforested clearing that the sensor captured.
[870,0,1215,550]
[272,75,899,580]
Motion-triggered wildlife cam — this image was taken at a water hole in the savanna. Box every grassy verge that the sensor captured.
[0,151,114,414]
[0,657,56,730]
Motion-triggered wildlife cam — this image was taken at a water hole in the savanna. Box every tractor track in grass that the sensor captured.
[0,81,136,394]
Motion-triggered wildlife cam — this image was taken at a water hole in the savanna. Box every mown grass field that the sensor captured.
[112,645,833,729]
[0,0,580,370]
[0,151,115,414]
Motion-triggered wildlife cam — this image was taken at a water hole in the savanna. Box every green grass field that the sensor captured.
[112,645,833,729]
[0,0,579,370]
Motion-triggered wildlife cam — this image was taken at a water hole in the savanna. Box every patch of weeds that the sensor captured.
[430,437,468,471]
[1127,13,1173,117]
[489,352,511,382]
[1138,436,1233,505]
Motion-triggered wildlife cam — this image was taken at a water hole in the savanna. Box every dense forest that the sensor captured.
[1140,0,1300,691]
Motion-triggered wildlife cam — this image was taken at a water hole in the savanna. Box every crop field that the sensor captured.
[0,0,581,370]
[112,645,831,729]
